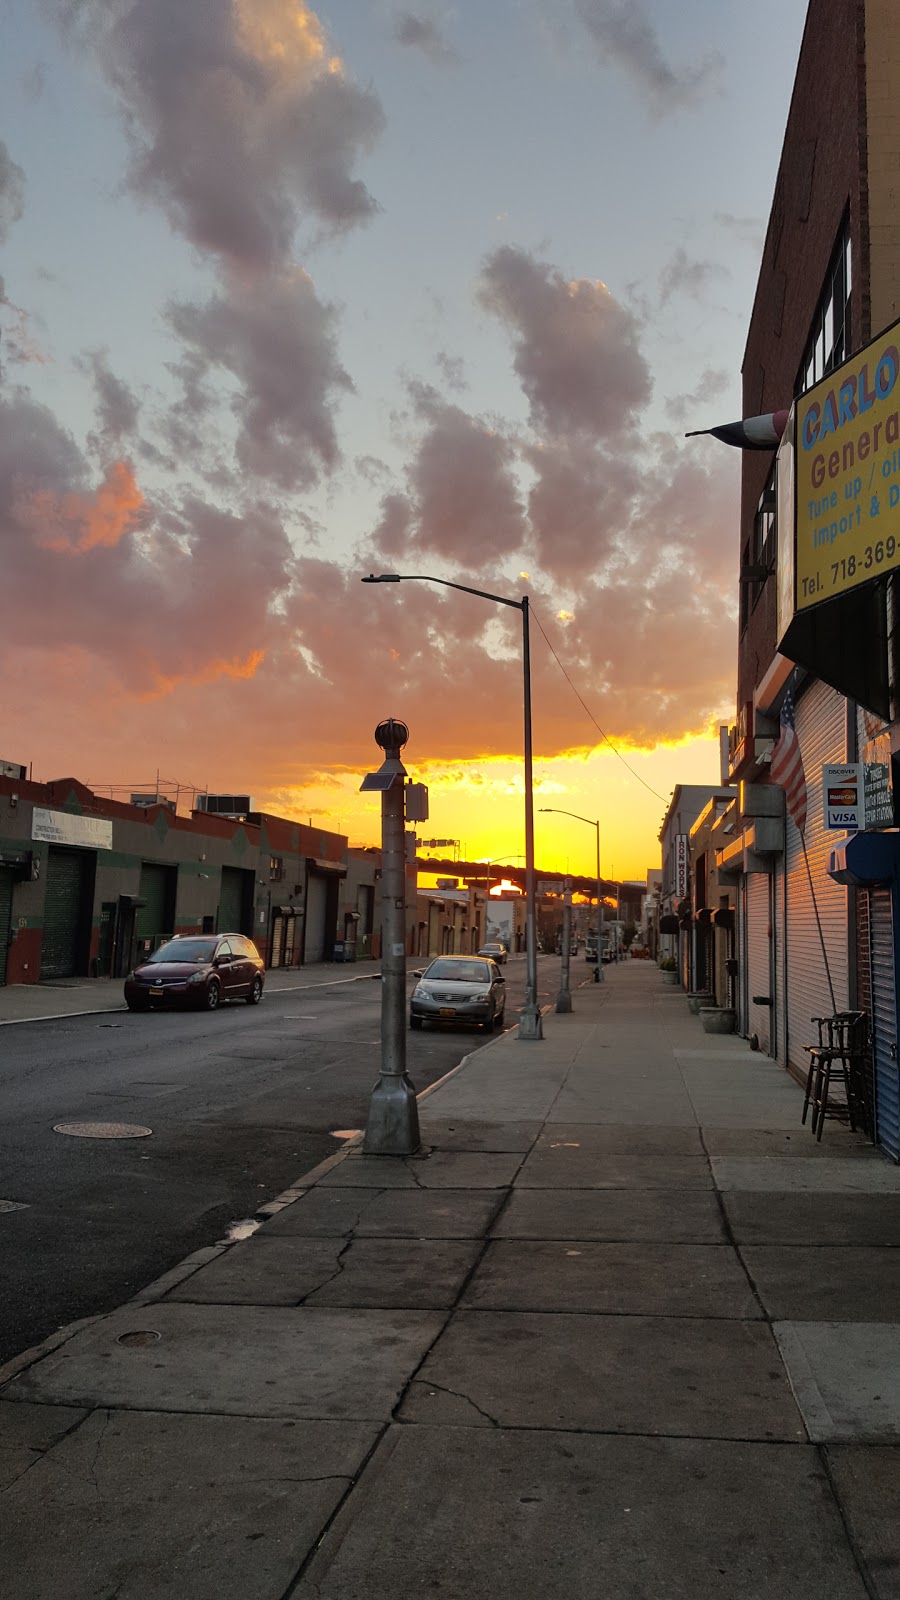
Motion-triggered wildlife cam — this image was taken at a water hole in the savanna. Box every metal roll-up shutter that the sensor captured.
[869,887,899,1160]
[773,862,786,1064]
[304,872,328,963]
[428,903,441,956]
[0,868,13,984]
[785,682,849,1071]
[747,872,773,1053]
[269,912,284,967]
[41,850,89,978]
[736,879,750,1036]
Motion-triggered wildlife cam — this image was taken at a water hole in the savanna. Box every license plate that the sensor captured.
[439,1007,455,1016]
[149,987,164,997]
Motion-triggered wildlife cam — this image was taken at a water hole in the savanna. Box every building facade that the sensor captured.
[723,0,900,1156]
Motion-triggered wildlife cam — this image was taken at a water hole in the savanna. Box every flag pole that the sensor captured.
[800,832,837,1013]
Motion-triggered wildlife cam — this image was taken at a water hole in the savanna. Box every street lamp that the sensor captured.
[363,573,543,1039]
[538,807,604,984]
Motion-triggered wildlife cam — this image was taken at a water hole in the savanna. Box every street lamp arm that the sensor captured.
[538,806,598,829]
[362,573,522,611]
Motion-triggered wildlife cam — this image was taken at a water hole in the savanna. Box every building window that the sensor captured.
[269,855,284,881]
[740,462,777,631]
[797,219,852,395]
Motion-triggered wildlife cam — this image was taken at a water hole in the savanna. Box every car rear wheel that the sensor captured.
[204,980,221,1011]
[246,975,263,1006]
[410,1014,423,1031]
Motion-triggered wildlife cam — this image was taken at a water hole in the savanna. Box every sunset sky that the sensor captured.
[0,0,807,881]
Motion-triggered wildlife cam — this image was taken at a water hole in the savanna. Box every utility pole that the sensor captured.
[359,719,420,1156]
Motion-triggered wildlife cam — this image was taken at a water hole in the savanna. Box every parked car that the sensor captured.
[124,934,265,1011]
[410,956,505,1032]
[477,941,508,964]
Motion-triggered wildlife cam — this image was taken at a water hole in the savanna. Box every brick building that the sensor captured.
[721,0,900,1156]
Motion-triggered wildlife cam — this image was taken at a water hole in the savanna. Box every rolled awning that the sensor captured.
[659,913,679,934]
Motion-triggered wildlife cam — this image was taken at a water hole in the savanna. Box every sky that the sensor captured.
[0,0,808,881]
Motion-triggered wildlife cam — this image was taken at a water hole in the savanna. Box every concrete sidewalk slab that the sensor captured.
[493,1186,726,1241]
[826,1446,900,1600]
[513,1148,714,1188]
[0,1400,89,1490]
[399,1311,805,1439]
[164,1236,480,1309]
[703,1128,876,1157]
[3,1303,443,1419]
[416,1117,540,1151]
[743,1246,900,1322]
[775,1322,900,1442]
[318,1150,523,1188]
[262,1186,505,1238]
[712,1156,900,1192]
[461,1240,761,1318]
[724,1192,900,1246]
[292,1429,868,1600]
[2,1410,380,1600]
[537,1121,705,1153]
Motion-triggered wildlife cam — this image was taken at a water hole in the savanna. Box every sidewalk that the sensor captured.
[2,964,899,1598]
[0,958,391,1024]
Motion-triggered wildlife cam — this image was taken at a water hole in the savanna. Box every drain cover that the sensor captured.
[53,1122,153,1139]
[116,1330,161,1347]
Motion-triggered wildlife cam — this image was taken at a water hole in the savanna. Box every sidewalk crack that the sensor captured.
[405,1379,499,1427]
[299,1237,354,1304]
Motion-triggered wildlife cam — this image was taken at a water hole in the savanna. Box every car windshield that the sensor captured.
[147,938,217,964]
[425,960,492,984]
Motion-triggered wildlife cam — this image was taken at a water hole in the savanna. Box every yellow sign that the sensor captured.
[795,320,900,610]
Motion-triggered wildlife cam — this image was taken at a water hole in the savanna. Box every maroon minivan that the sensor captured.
[124,934,265,1011]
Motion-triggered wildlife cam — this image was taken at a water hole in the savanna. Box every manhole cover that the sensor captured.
[53,1122,153,1140]
[116,1330,161,1347]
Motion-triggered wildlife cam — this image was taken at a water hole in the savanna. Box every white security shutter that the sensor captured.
[869,888,900,1160]
[773,861,786,1064]
[785,682,849,1071]
[747,872,773,1053]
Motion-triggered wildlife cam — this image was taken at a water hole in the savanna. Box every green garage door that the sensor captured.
[42,850,90,979]
[219,867,252,935]
[0,868,13,985]
[136,864,175,952]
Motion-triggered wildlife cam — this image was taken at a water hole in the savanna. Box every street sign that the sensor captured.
[674,835,689,897]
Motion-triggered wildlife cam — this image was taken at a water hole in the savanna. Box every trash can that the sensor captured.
[332,940,346,962]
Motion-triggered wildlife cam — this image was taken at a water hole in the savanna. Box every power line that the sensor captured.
[530,603,668,802]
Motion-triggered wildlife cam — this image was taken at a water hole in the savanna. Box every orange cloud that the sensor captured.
[28,461,144,553]
[138,648,267,702]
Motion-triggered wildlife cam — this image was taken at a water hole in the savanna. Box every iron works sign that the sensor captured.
[796,318,900,611]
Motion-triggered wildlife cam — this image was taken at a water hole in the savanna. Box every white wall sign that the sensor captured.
[822,764,863,832]
[32,807,113,851]
[674,834,689,897]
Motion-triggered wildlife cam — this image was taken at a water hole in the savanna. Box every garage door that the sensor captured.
[0,868,13,984]
[304,872,328,964]
[136,864,175,950]
[219,866,251,935]
[42,850,90,978]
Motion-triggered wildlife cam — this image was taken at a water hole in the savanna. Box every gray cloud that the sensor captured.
[477,245,651,439]
[80,350,142,452]
[0,142,26,241]
[658,247,729,307]
[59,0,383,270]
[167,268,352,491]
[665,366,730,424]
[578,0,722,115]
[392,11,459,66]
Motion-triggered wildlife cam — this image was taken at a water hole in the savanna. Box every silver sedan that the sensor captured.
[410,956,506,1032]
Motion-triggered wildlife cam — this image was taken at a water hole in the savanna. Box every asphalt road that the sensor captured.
[0,955,567,1363]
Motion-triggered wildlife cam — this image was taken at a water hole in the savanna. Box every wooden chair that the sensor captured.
[802,1011,869,1140]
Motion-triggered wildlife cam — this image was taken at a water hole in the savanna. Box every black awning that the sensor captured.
[659,913,679,934]
[713,907,734,930]
[696,908,713,923]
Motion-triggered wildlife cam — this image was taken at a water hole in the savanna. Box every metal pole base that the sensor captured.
[364,1075,421,1155]
[555,990,572,1013]
[595,964,604,982]
[518,1005,544,1040]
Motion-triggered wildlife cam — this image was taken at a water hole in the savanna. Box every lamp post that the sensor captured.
[538,807,604,984]
[363,573,542,1039]
[359,717,420,1155]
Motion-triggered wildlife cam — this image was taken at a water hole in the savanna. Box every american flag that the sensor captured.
[771,686,807,834]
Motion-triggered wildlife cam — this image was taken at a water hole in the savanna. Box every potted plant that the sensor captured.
[659,956,679,985]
